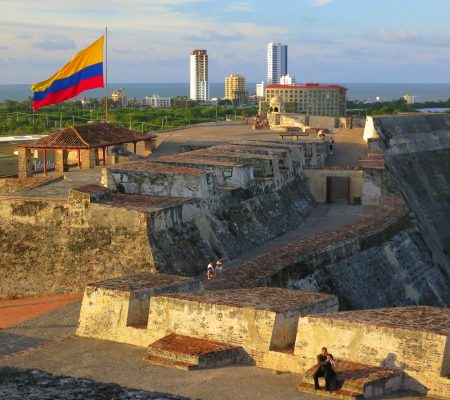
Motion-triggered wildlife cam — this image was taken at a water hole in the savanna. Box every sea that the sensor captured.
[1,82,450,103]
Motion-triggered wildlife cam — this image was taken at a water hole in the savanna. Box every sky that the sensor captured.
[1,0,450,84]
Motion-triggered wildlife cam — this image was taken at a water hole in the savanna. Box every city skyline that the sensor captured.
[2,0,450,85]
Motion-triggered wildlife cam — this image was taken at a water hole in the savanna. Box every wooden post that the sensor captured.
[43,150,47,176]
[133,142,137,153]
[78,149,81,169]
[102,147,106,166]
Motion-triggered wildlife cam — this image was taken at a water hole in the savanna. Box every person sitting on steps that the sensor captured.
[313,347,337,391]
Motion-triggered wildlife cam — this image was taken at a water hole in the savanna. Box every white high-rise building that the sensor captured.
[267,42,287,84]
[190,49,209,101]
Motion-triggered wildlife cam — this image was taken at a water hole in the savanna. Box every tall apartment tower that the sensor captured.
[267,42,287,84]
[224,73,246,103]
[190,49,209,101]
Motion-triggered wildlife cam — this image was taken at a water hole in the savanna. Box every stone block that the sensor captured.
[76,272,203,347]
[146,288,338,365]
[294,306,450,398]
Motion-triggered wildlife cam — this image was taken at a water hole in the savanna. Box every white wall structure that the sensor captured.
[190,49,209,101]
[267,42,287,84]
[363,116,379,142]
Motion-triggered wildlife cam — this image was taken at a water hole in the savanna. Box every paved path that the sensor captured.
[325,128,367,167]
[225,202,375,270]
[0,293,82,329]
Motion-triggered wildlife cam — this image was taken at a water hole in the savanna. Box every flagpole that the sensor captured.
[105,26,108,123]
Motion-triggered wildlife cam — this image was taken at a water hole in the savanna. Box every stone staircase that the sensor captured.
[298,360,403,399]
[144,333,249,370]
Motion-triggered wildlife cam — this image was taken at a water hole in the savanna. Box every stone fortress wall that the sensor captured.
[0,138,324,296]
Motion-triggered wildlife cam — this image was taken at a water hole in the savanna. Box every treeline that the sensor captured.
[347,98,450,116]
[0,98,258,136]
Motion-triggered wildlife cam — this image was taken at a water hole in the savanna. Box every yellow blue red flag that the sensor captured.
[31,36,104,111]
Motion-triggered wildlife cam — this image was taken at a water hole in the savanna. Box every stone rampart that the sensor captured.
[371,114,450,274]
[0,191,154,296]
[206,196,409,292]
[295,306,450,398]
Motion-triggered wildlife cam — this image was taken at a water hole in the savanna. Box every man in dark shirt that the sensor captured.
[313,347,336,391]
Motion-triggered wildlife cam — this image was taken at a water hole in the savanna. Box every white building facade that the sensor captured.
[190,49,209,101]
[267,42,288,84]
[280,74,295,85]
[145,94,171,108]
[256,81,265,98]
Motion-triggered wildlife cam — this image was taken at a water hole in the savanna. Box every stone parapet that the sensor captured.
[146,288,338,360]
[211,143,293,171]
[106,161,215,199]
[77,272,202,347]
[154,154,254,188]
[188,148,280,179]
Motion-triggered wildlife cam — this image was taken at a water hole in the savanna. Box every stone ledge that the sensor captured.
[88,272,195,292]
[306,306,450,336]
[162,287,336,314]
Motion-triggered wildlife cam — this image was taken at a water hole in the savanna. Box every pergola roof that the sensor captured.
[19,123,157,150]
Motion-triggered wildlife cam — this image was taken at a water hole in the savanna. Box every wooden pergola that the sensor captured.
[18,123,157,177]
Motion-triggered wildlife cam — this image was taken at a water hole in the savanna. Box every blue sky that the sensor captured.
[1,0,450,84]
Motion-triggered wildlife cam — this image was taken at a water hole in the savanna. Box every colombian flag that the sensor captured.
[31,36,104,111]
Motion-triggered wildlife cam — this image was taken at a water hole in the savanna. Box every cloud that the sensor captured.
[311,0,334,5]
[228,2,252,12]
[184,30,246,42]
[0,45,8,50]
[32,36,76,50]
[373,30,450,48]
[16,33,33,40]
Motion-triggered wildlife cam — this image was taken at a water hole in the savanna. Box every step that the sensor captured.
[144,354,198,371]
[298,382,363,400]
[303,360,403,397]
[146,333,248,370]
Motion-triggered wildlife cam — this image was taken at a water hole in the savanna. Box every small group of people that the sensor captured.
[206,260,224,280]
[313,347,337,392]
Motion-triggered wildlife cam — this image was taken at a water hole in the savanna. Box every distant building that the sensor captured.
[264,83,347,117]
[256,81,265,98]
[403,94,417,104]
[280,74,295,85]
[145,94,171,108]
[190,49,209,101]
[224,73,247,105]
[111,88,128,107]
[267,42,288,84]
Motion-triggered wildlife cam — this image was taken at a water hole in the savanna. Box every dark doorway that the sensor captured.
[326,176,350,204]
